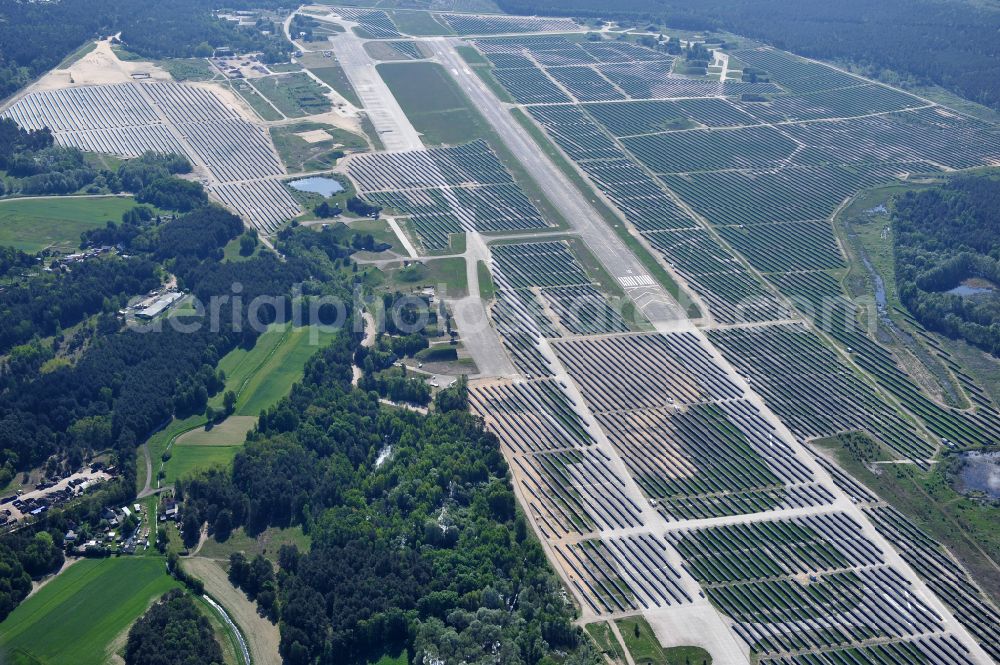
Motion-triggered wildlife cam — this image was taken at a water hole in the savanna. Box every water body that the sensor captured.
[947,284,995,297]
[287,176,345,197]
[955,451,1000,499]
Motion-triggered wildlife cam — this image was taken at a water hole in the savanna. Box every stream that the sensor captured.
[204,594,251,665]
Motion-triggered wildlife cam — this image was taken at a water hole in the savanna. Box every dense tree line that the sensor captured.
[893,174,1000,355]
[228,551,278,619]
[0,119,96,197]
[125,589,223,665]
[0,202,343,479]
[358,367,432,406]
[180,335,595,665]
[0,246,33,279]
[497,0,1000,110]
[0,0,291,101]
[0,255,161,355]
[0,530,64,621]
[0,123,197,202]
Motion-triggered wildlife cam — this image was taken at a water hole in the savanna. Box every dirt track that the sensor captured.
[183,557,282,665]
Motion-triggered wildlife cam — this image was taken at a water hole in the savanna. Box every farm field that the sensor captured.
[149,324,338,487]
[164,415,256,485]
[0,195,140,252]
[0,558,179,665]
[206,323,341,420]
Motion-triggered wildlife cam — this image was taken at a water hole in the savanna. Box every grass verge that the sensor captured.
[615,616,712,665]
[815,434,1000,605]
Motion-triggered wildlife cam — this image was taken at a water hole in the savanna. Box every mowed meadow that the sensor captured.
[0,196,140,253]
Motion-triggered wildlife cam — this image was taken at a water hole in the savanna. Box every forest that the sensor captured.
[496,0,1000,111]
[893,174,1000,355]
[0,188,379,625]
[179,343,596,665]
[125,590,224,665]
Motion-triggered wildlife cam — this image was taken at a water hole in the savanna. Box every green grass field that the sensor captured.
[0,195,140,252]
[0,558,179,665]
[585,621,627,663]
[378,62,492,146]
[270,121,367,172]
[368,650,410,665]
[232,324,338,416]
[253,73,331,118]
[230,80,283,121]
[197,525,311,563]
[477,260,495,300]
[386,257,468,297]
[308,65,362,108]
[615,616,712,665]
[142,324,337,488]
[164,445,242,484]
[167,416,257,484]
[159,58,215,81]
[389,10,452,35]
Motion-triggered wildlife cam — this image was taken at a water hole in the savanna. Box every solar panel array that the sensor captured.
[3,81,300,233]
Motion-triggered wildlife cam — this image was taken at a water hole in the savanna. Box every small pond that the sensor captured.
[287,176,344,197]
[955,451,1000,499]
[946,284,995,297]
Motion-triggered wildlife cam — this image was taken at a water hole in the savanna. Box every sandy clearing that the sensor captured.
[190,80,267,124]
[296,128,334,143]
[40,39,170,91]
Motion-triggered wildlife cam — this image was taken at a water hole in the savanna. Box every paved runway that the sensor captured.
[329,28,424,152]
[427,38,689,332]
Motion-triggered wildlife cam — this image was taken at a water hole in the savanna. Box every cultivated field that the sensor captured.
[0,558,178,665]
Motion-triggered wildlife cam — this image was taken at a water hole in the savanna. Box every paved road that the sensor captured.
[329,27,424,151]
[452,232,517,378]
[426,38,688,331]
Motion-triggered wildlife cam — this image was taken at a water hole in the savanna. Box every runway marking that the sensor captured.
[618,274,655,288]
